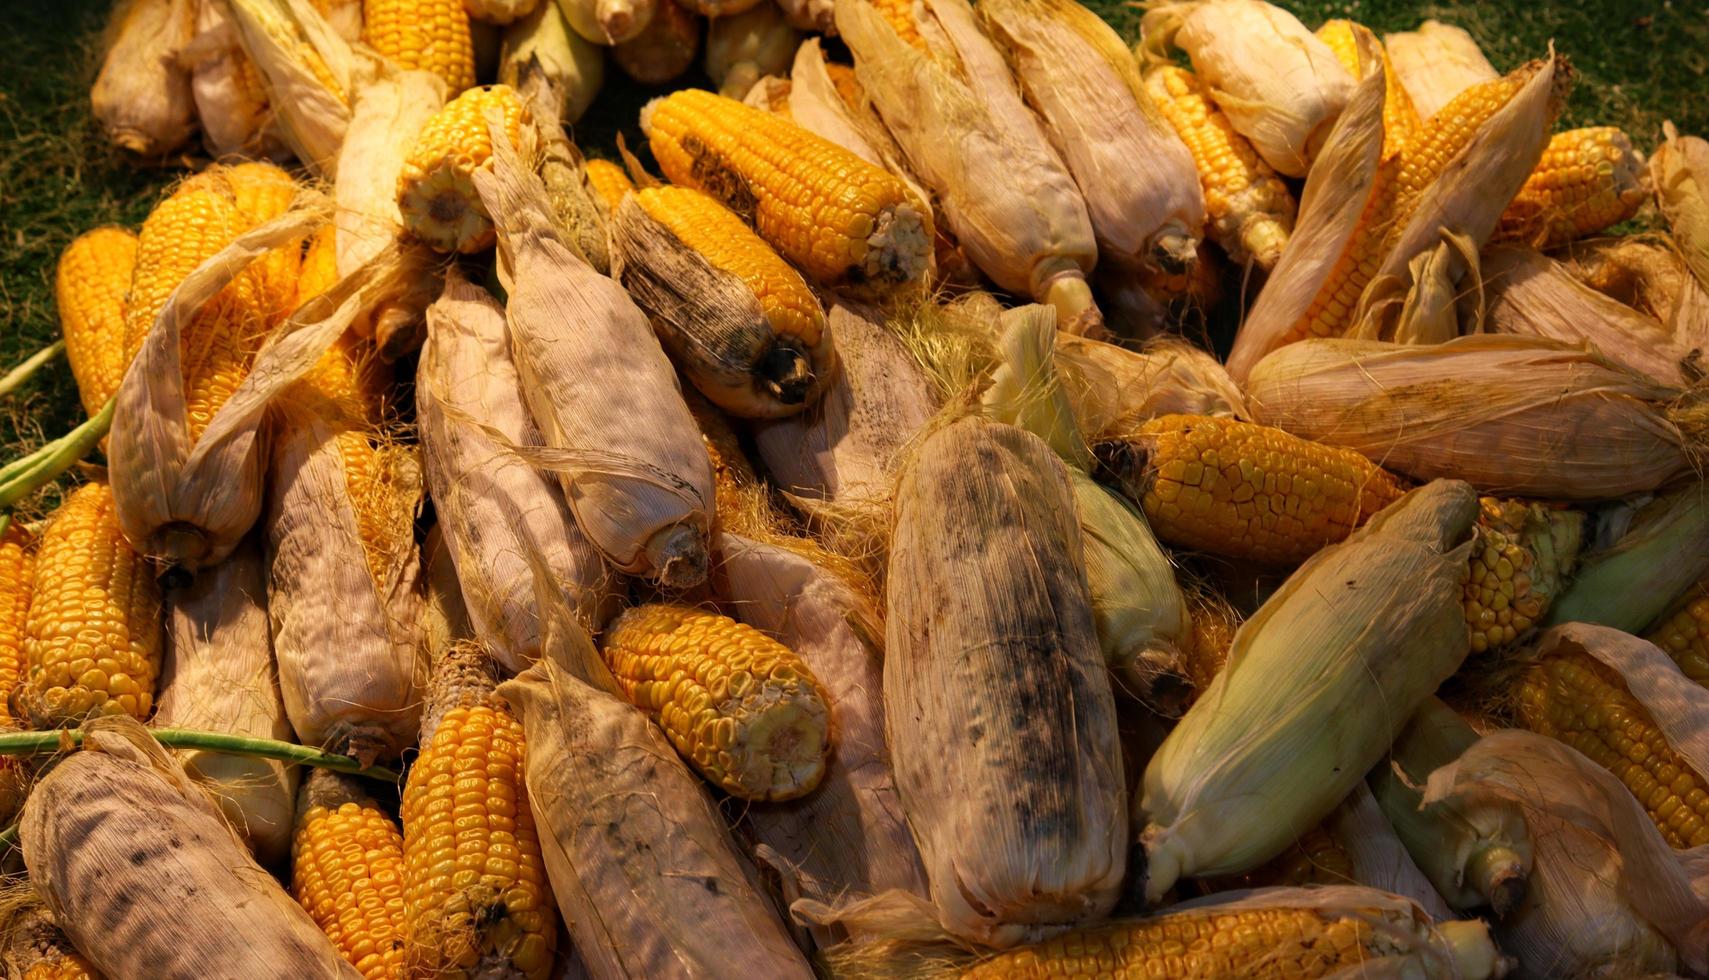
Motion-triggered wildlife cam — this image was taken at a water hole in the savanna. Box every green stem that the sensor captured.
[0,728,399,782]
[0,341,65,399]
[0,398,114,508]
[0,824,14,852]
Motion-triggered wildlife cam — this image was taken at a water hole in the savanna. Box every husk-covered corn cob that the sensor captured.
[610,0,698,84]
[496,615,813,978]
[556,0,656,44]
[402,641,556,979]
[472,126,714,589]
[503,64,611,277]
[499,0,603,125]
[55,227,138,418]
[1141,480,1478,901]
[91,0,197,156]
[704,3,799,100]
[397,85,530,254]
[1544,485,1709,635]
[834,0,1100,331]
[981,0,1204,286]
[364,0,476,91]
[1651,122,1709,294]
[1369,697,1532,916]
[610,186,835,418]
[154,537,297,866]
[418,271,619,673]
[1383,20,1497,124]
[290,769,408,980]
[1327,782,1458,920]
[1564,235,1693,325]
[1246,335,1709,500]
[224,0,360,176]
[468,0,541,25]
[1053,334,1246,442]
[21,717,363,978]
[1139,0,1354,178]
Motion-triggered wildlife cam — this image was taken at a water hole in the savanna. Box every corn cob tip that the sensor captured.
[1438,920,1513,980]
[644,523,709,590]
[1150,228,1200,276]
[1045,273,1104,337]
[757,340,815,406]
[1468,844,1528,919]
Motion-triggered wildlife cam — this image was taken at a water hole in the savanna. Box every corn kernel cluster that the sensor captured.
[0,524,36,729]
[362,0,475,93]
[1463,498,1583,654]
[55,226,139,416]
[397,86,529,254]
[583,159,636,214]
[1496,127,1648,249]
[1647,583,1709,687]
[293,794,409,980]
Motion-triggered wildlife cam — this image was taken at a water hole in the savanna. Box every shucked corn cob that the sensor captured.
[56,226,139,416]
[0,524,34,729]
[642,88,929,298]
[292,770,408,980]
[1495,127,1648,250]
[582,158,634,212]
[397,85,530,254]
[363,0,476,92]
[1515,648,1709,849]
[600,603,832,801]
[1315,19,1420,152]
[17,482,162,727]
[1646,580,1709,688]
[1464,498,1583,655]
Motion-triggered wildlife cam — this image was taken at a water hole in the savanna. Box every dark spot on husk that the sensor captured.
[703,877,720,895]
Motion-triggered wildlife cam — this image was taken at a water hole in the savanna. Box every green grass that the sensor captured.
[2,0,1705,462]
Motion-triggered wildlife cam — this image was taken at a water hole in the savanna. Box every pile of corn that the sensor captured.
[3,0,1707,976]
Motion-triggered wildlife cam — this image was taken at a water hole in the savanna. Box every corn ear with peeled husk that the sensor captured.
[500,0,603,125]
[835,0,1102,335]
[472,124,714,589]
[1383,20,1497,123]
[1139,0,1354,178]
[154,536,297,867]
[1477,244,1696,386]
[1246,334,1709,500]
[21,717,361,978]
[1054,334,1245,443]
[705,2,799,100]
[1368,697,1532,916]
[417,270,620,673]
[224,0,364,177]
[1546,486,1709,634]
[185,0,288,160]
[92,0,197,156]
[1140,480,1478,902]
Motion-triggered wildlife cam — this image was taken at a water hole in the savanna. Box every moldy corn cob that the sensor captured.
[397,85,530,254]
[56,226,139,416]
[292,770,408,980]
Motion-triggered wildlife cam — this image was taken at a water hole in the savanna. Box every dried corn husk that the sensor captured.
[496,613,813,979]
[92,0,197,156]
[186,0,287,159]
[501,0,604,125]
[1245,334,1709,500]
[1383,21,1497,123]
[1227,41,1387,380]
[1477,244,1695,386]
[1350,55,1566,343]
[154,536,297,867]
[982,0,1203,277]
[879,416,1124,946]
[705,3,800,100]
[511,65,611,275]
[611,0,699,85]
[1651,123,1709,292]
[417,271,619,673]
[1563,236,1691,323]
[1141,480,1478,902]
[333,69,448,359]
[1054,335,1245,441]
[419,521,474,655]
[1140,0,1354,178]
[714,531,928,951]
[21,717,361,979]
[750,301,937,507]
[224,0,365,177]
[835,0,1102,335]
[472,126,714,589]
[1327,783,1456,922]
[775,0,830,33]
[1368,697,1531,916]
[1546,485,1709,633]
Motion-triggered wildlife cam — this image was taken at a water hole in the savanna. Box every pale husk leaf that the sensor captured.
[1227,41,1387,381]
[417,270,620,674]
[186,0,286,159]
[1383,20,1497,123]
[705,3,800,100]
[1054,334,1246,440]
[1651,122,1709,292]
[775,0,832,34]
[471,121,714,584]
[224,0,365,177]
[91,0,197,156]
[496,612,813,979]
[714,531,929,951]
[981,303,1088,469]
[883,416,1124,947]
[1140,480,1478,901]
[500,1,604,125]
[419,522,474,658]
[21,716,360,979]
[155,536,297,866]
[1328,783,1456,922]
[1545,485,1709,633]
[1244,334,1700,500]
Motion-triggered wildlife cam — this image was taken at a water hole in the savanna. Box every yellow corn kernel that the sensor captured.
[1647,580,1709,689]
[865,0,924,51]
[402,641,555,980]
[1205,824,1354,892]
[17,481,162,727]
[1109,414,1406,566]
[1463,498,1584,655]
[1496,127,1648,250]
[0,524,34,729]
[600,603,832,801]
[822,61,865,115]
[292,771,408,980]
[1315,19,1421,153]
[643,88,929,297]
[362,0,475,93]
[1181,587,1240,703]
[297,222,341,306]
[1388,66,1541,239]
[582,159,636,214]
[56,226,139,416]
[1516,649,1709,849]
[397,85,529,254]
[228,161,305,329]
[1144,65,1295,271]
[20,955,98,980]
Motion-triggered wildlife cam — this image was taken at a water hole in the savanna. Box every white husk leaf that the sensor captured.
[92,0,197,156]
[1140,480,1478,901]
[417,271,620,674]
[223,0,366,177]
[981,303,1089,469]
[154,537,297,866]
[1054,334,1246,440]
[555,0,656,45]
[1651,123,1709,293]
[21,716,360,978]
[1244,334,1701,500]
[500,1,604,124]
[1328,783,1455,922]
[1383,20,1497,123]
[186,0,286,159]
[705,3,800,99]
[1545,485,1709,633]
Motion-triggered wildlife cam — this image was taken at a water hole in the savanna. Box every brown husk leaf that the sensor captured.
[1056,334,1246,441]
[1651,122,1709,292]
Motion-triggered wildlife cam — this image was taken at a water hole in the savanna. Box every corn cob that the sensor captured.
[401,641,556,980]
[228,161,306,327]
[1143,65,1294,271]
[1464,498,1584,655]
[704,1,799,100]
[557,0,657,45]
[1178,586,1240,711]
[397,85,530,254]
[91,0,197,156]
[599,604,831,801]
[1315,19,1420,151]
[1515,648,1709,848]
[1495,127,1648,249]
[866,0,924,51]
[292,770,408,980]
[466,0,539,25]
[1646,581,1709,688]
[642,88,929,298]
[582,159,634,212]
[1095,414,1407,566]
[610,0,699,85]
[17,482,161,728]
[499,0,603,126]
[56,227,139,416]
[363,0,476,92]
[0,524,34,729]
